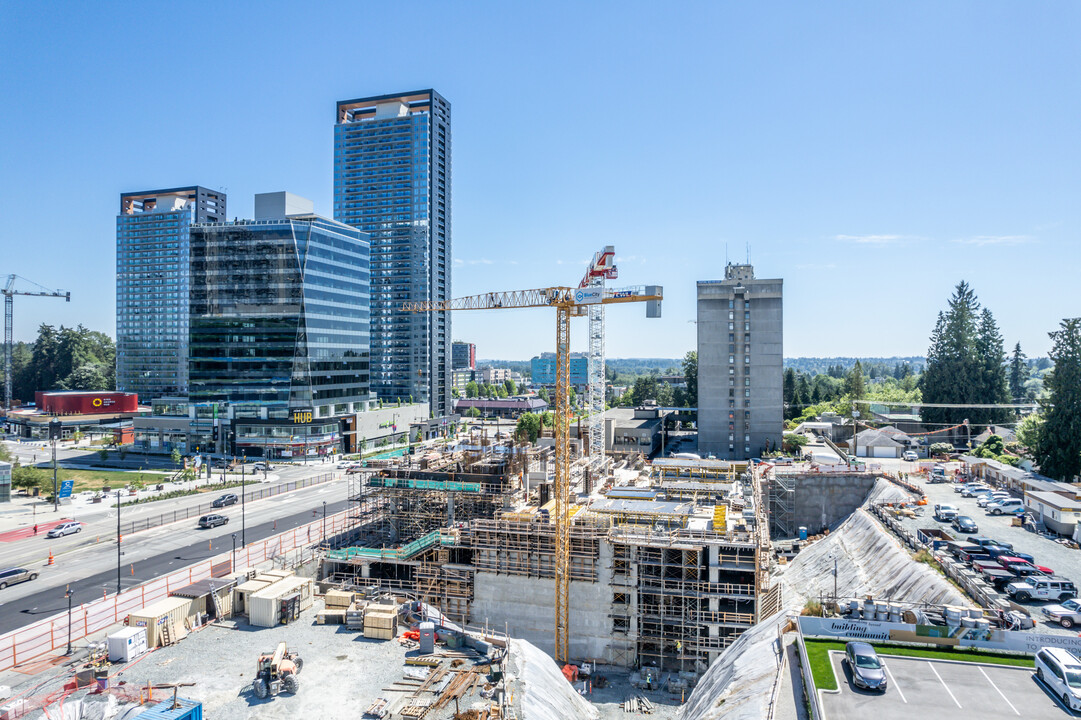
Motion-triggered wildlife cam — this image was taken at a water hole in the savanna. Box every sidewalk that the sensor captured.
[774,632,810,720]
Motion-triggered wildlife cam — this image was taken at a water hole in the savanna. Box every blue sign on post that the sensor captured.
[58,480,75,499]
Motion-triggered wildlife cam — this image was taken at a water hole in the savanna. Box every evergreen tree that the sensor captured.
[796,374,812,408]
[844,360,865,400]
[920,282,985,437]
[1009,342,1028,401]
[974,308,1011,425]
[681,351,698,407]
[1035,318,1081,480]
[783,368,797,418]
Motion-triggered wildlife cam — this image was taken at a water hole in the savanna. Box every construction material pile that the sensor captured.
[507,639,598,720]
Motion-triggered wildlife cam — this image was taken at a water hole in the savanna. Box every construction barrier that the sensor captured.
[0,509,352,673]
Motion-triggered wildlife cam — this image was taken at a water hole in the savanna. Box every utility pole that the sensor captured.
[241,455,246,545]
[116,489,122,594]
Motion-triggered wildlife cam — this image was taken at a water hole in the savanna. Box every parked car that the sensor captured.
[978,492,1012,508]
[211,494,238,508]
[934,504,959,521]
[198,514,229,529]
[46,521,82,538]
[984,545,1033,562]
[1007,577,1077,602]
[981,568,1017,591]
[844,642,887,692]
[1035,647,1081,711]
[902,450,919,462]
[968,536,1014,552]
[999,557,1050,578]
[0,567,38,590]
[1042,599,1081,629]
[986,498,1025,515]
[952,516,979,534]
[961,484,991,498]
[773,457,795,466]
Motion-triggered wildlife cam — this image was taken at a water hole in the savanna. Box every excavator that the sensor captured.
[251,641,303,698]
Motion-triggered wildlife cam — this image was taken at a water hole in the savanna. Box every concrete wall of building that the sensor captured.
[774,472,879,535]
[353,404,429,448]
[470,542,619,663]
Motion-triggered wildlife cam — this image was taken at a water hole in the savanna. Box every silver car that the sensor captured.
[845,642,887,691]
[0,567,39,590]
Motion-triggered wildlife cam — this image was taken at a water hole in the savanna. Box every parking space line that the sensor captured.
[979,667,1020,715]
[929,661,962,708]
[883,662,907,703]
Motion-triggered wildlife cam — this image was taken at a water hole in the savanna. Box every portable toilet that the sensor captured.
[419,621,435,654]
[799,526,808,541]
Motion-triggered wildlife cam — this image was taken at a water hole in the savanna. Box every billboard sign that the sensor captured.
[798,615,1081,655]
[573,287,603,305]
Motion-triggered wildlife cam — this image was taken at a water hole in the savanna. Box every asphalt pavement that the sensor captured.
[823,652,1065,720]
[0,497,349,635]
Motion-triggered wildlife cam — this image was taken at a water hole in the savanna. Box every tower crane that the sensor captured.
[578,246,617,471]
[405,283,662,663]
[3,275,70,410]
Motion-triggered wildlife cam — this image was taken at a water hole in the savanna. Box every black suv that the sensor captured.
[211,494,238,508]
[0,567,39,590]
[198,514,229,529]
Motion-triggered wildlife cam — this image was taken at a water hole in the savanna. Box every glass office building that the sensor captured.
[188,193,371,458]
[531,352,591,389]
[334,90,452,416]
[116,186,225,399]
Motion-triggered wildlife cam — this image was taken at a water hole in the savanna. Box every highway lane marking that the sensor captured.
[979,667,1019,715]
[929,662,962,709]
[883,662,906,703]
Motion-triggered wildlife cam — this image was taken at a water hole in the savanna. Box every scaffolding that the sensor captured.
[766,472,796,539]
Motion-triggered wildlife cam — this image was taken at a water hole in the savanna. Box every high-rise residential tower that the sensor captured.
[187,192,371,459]
[116,186,225,400]
[452,341,475,371]
[697,264,783,460]
[334,90,451,416]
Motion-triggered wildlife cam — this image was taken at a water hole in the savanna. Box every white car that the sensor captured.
[961,484,991,497]
[46,521,82,538]
[1043,599,1081,629]
[977,492,1011,508]
[1035,647,1081,711]
[902,450,918,462]
[986,498,1024,515]
[934,504,959,521]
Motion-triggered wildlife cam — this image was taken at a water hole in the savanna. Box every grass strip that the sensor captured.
[803,638,1033,691]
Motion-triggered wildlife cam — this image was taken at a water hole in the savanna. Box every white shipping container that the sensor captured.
[127,596,193,647]
[248,577,315,628]
[107,626,148,663]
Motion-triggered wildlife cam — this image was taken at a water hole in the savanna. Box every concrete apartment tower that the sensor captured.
[697,264,783,459]
[116,186,226,400]
[334,90,451,417]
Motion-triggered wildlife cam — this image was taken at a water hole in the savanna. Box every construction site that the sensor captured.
[323,442,780,678]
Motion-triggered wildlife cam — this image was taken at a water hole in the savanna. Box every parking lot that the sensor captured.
[893,479,1081,634]
[822,652,1069,720]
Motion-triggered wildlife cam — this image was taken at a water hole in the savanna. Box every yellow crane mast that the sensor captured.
[405,284,662,663]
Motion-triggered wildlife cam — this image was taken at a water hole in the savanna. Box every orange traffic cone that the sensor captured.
[47,550,54,566]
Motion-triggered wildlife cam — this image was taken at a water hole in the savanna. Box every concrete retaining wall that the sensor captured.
[776,473,879,534]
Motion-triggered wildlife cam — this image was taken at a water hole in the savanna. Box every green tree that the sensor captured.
[655,382,674,407]
[929,442,954,457]
[452,387,460,398]
[465,381,478,398]
[1009,342,1028,401]
[1016,413,1044,452]
[538,387,550,403]
[1034,318,1081,480]
[516,412,541,442]
[681,351,698,407]
[843,360,865,401]
[468,407,481,418]
[504,378,517,396]
[171,447,182,468]
[497,385,509,399]
[974,308,1012,425]
[921,282,1005,437]
[783,368,797,418]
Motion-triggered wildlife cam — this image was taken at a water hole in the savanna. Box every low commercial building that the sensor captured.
[1024,491,1081,537]
[454,397,547,419]
[0,461,10,503]
[963,456,1078,498]
[604,404,667,457]
[3,391,145,441]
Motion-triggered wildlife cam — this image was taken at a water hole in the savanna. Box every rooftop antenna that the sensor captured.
[745,242,750,264]
[725,243,729,266]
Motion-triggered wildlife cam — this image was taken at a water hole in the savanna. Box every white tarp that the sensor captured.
[509,639,599,720]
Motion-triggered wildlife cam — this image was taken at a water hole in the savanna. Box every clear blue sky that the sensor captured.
[1,2,1078,360]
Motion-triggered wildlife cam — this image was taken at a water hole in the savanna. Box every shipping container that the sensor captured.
[133,697,203,720]
[127,596,194,647]
[248,576,315,628]
[233,579,275,616]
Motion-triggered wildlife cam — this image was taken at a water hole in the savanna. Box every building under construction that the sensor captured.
[322,443,777,676]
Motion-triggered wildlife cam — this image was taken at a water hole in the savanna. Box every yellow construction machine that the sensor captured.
[251,641,303,698]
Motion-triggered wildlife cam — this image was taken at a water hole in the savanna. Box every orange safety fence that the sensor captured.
[0,509,352,673]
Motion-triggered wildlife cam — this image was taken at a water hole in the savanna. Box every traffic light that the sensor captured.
[48,420,62,440]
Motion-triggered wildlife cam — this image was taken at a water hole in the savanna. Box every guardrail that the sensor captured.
[118,472,335,536]
[0,508,351,673]
[795,626,824,720]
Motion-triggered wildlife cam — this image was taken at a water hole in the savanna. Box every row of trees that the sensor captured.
[461,378,517,399]
[782,360,921,421]
[3,324,115,403]
[615,351,697,408]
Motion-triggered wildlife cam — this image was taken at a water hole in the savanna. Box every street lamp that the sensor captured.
[830,553,838,600]
[116,489,122,594]
[65,588,74,655]
[231,532,237,572]
[322,501,327,548]
[241,454,247,545]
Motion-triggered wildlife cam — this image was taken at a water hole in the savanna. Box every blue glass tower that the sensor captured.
[116,186,225,399]
[334,90,451,416]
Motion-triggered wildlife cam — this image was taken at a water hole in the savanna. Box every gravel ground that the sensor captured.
[588,667,683,720]
[893,479,1081,634]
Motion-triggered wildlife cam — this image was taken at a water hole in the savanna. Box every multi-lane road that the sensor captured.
[0,453,358,636]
